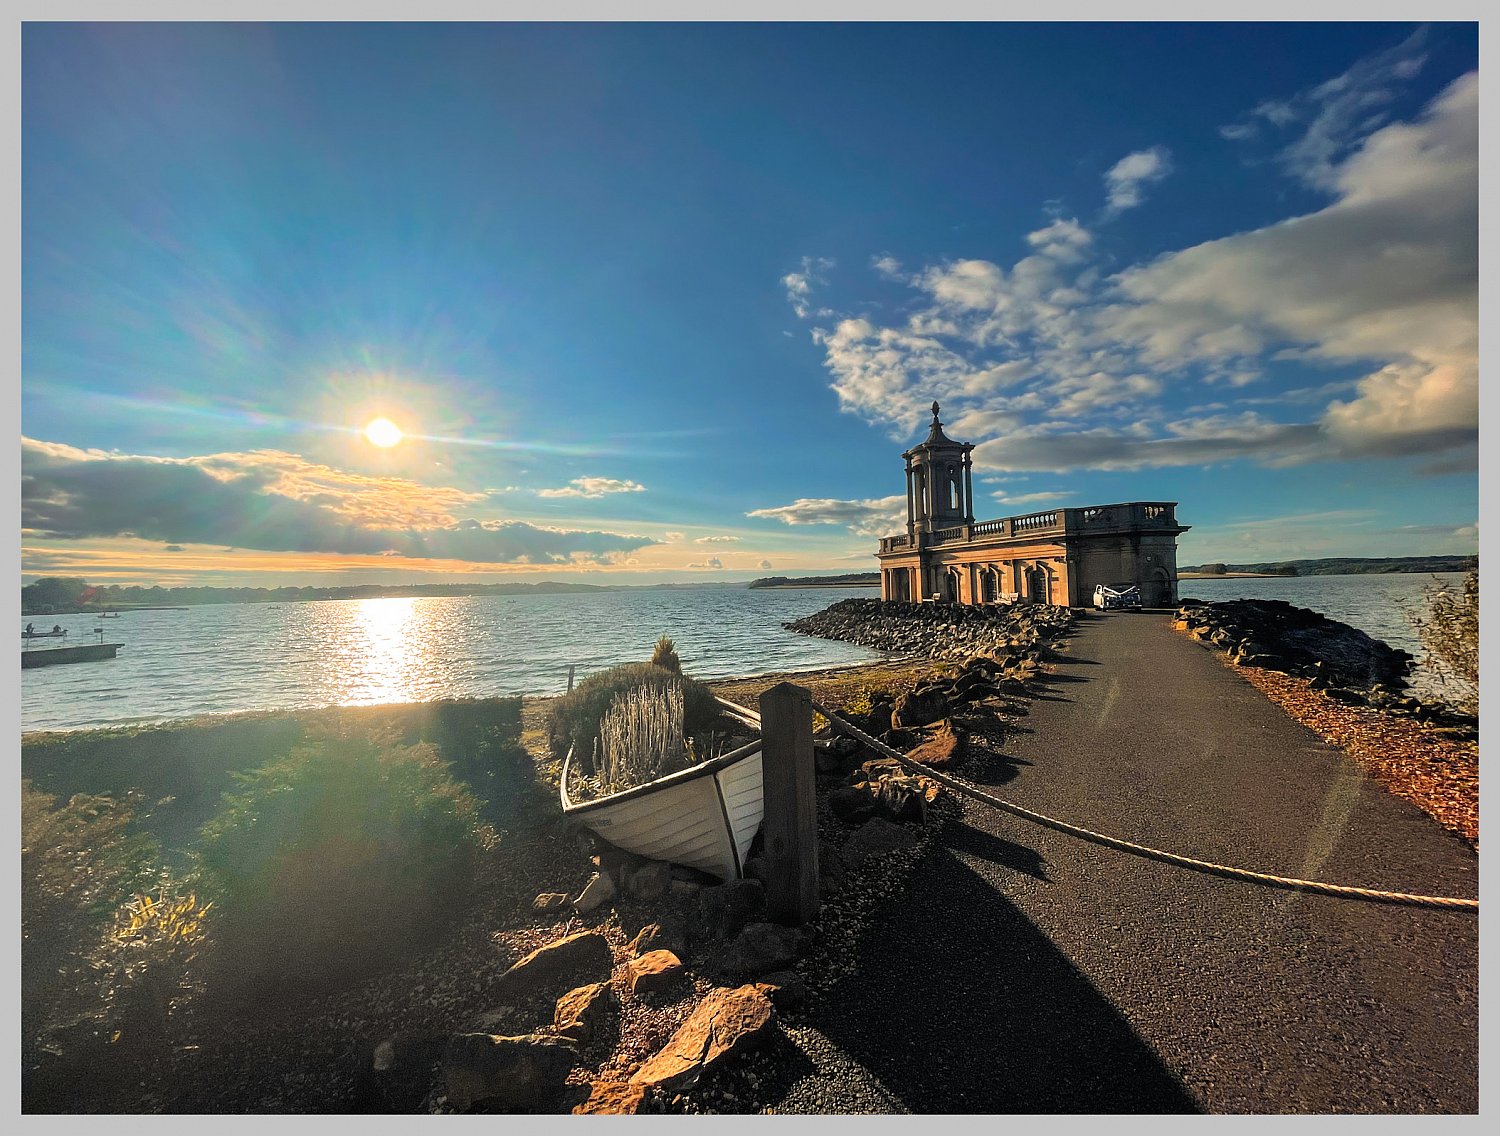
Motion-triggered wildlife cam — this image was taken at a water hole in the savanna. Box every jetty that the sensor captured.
[21,641,123,668]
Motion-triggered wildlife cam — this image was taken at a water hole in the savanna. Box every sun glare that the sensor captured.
[364,417,404,448]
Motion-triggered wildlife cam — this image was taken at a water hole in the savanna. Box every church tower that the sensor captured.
[903,402,975,540]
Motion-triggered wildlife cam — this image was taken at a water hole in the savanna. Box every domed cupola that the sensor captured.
[902,401,975,537]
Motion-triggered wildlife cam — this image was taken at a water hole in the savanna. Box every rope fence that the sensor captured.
[808,698,1478,913]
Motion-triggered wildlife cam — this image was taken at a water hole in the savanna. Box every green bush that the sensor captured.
[548,660,724,772]
[650,634,683,674]
[193,729,491,992]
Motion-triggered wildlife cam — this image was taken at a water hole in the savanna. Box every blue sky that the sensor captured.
[21,21,1479,586]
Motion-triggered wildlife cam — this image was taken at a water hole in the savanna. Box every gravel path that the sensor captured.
[766,610,1478,1114]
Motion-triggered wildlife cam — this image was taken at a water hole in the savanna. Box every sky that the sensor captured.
[20,20,1480,587]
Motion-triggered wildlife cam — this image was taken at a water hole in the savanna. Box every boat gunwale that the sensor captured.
[560,735,764,815]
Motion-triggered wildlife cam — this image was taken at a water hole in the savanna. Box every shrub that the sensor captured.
[193,728,491,992]
[650,634,683,674]
[1406,571,1478,713]
[547,660,724,771]
[89,880,213,1047]
[20,783,164,1054]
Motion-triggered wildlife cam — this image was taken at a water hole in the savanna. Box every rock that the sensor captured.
[494,930,613,1003]
[372,1031,447,1073]
[669,879,704,902]
[719,921,802,981]
[626,860,673,902]
[692,878,766,941]
[893,686,948,728]
[532,892,571,914]
[863,702,894,736]
[573,1080,650,1115]
[593,843,643,888]
[573,871,616,914]
[905,719,964,768]
[829,784,879,824]
[842,817,918,868]
[626,950,686,995]
[873,777,927,824]
[627,921,668,957]
[442,1032,577,1112]
[754,970,809,1011]
[553,981,616,1046]
[628,985,775,1092]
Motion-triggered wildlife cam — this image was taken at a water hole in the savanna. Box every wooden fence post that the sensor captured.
[566,664,576,693]
[758,681,819,925]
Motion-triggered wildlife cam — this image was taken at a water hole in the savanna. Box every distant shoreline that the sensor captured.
[1178,572,1291,579]
[753,582,881,589]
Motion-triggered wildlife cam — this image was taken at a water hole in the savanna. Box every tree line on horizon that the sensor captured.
[19,576,614,614]
[1181,556,1476,577]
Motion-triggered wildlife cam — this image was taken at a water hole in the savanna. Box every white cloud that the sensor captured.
[748,494,907,538]
[992,491,1072,506]
[662,531,684,542]
[693,535,740,543]
[758,558,773,570]
[1103,146,1173,214]
[686,556,725,569]
[872,255,904,280]
[1104,72,1476,461]
[794,59,1475,478]
[783,256,834,319]
[538,477,647,499]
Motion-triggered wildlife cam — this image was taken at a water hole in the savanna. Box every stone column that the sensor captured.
[905,461,915,537]
[963,452,974,523]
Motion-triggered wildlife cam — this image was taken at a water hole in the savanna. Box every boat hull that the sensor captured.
[561,744,765,881]
[22,643,122,668]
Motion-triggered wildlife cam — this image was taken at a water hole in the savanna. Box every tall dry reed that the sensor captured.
[592,680,691,794]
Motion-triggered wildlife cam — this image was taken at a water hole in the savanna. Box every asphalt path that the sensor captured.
[772,610,1478,1114]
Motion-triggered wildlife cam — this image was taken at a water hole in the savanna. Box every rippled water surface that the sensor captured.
[20,574,1468,733]
[21,587,886,733]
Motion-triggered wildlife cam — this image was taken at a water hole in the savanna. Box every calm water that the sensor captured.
[20,587,886,734]
[20,574,1467,733]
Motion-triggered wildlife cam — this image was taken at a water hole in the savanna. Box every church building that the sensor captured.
[875,403,1189,608]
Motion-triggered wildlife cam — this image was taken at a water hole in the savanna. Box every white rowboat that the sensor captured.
[559,697,765,881]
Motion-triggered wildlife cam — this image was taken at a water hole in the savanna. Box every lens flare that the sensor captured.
[364,418,404,448]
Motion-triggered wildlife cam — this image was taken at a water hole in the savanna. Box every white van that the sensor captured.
[1093,583,1142,610]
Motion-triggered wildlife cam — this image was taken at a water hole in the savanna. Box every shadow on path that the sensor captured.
[787,839,1202,1113]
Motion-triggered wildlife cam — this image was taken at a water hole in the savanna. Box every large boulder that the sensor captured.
[893,686,949,728]
[553,981,617,1046]
[718,922,803,982]
[692,878,766,942]
[494,931,613,1003]
[626,860,673,902]
[625,950,686,995]
[573,1081,651,1115]
[442,1032,577,1112]
[573,872,616,914]
[905,719,963,768]
[842,817,918,868]
[628,985,776,1092]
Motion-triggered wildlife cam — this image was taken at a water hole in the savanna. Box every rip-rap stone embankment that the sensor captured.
[783,598,1074,662]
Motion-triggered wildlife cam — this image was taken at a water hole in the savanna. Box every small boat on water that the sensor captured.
[22,629,68,639]
[560,697,765,881]
[96,612,121,619]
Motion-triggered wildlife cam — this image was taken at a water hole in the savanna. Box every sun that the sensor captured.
[364,417,404,448]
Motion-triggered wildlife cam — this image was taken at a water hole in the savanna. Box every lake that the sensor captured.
[19,574,1468,733]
